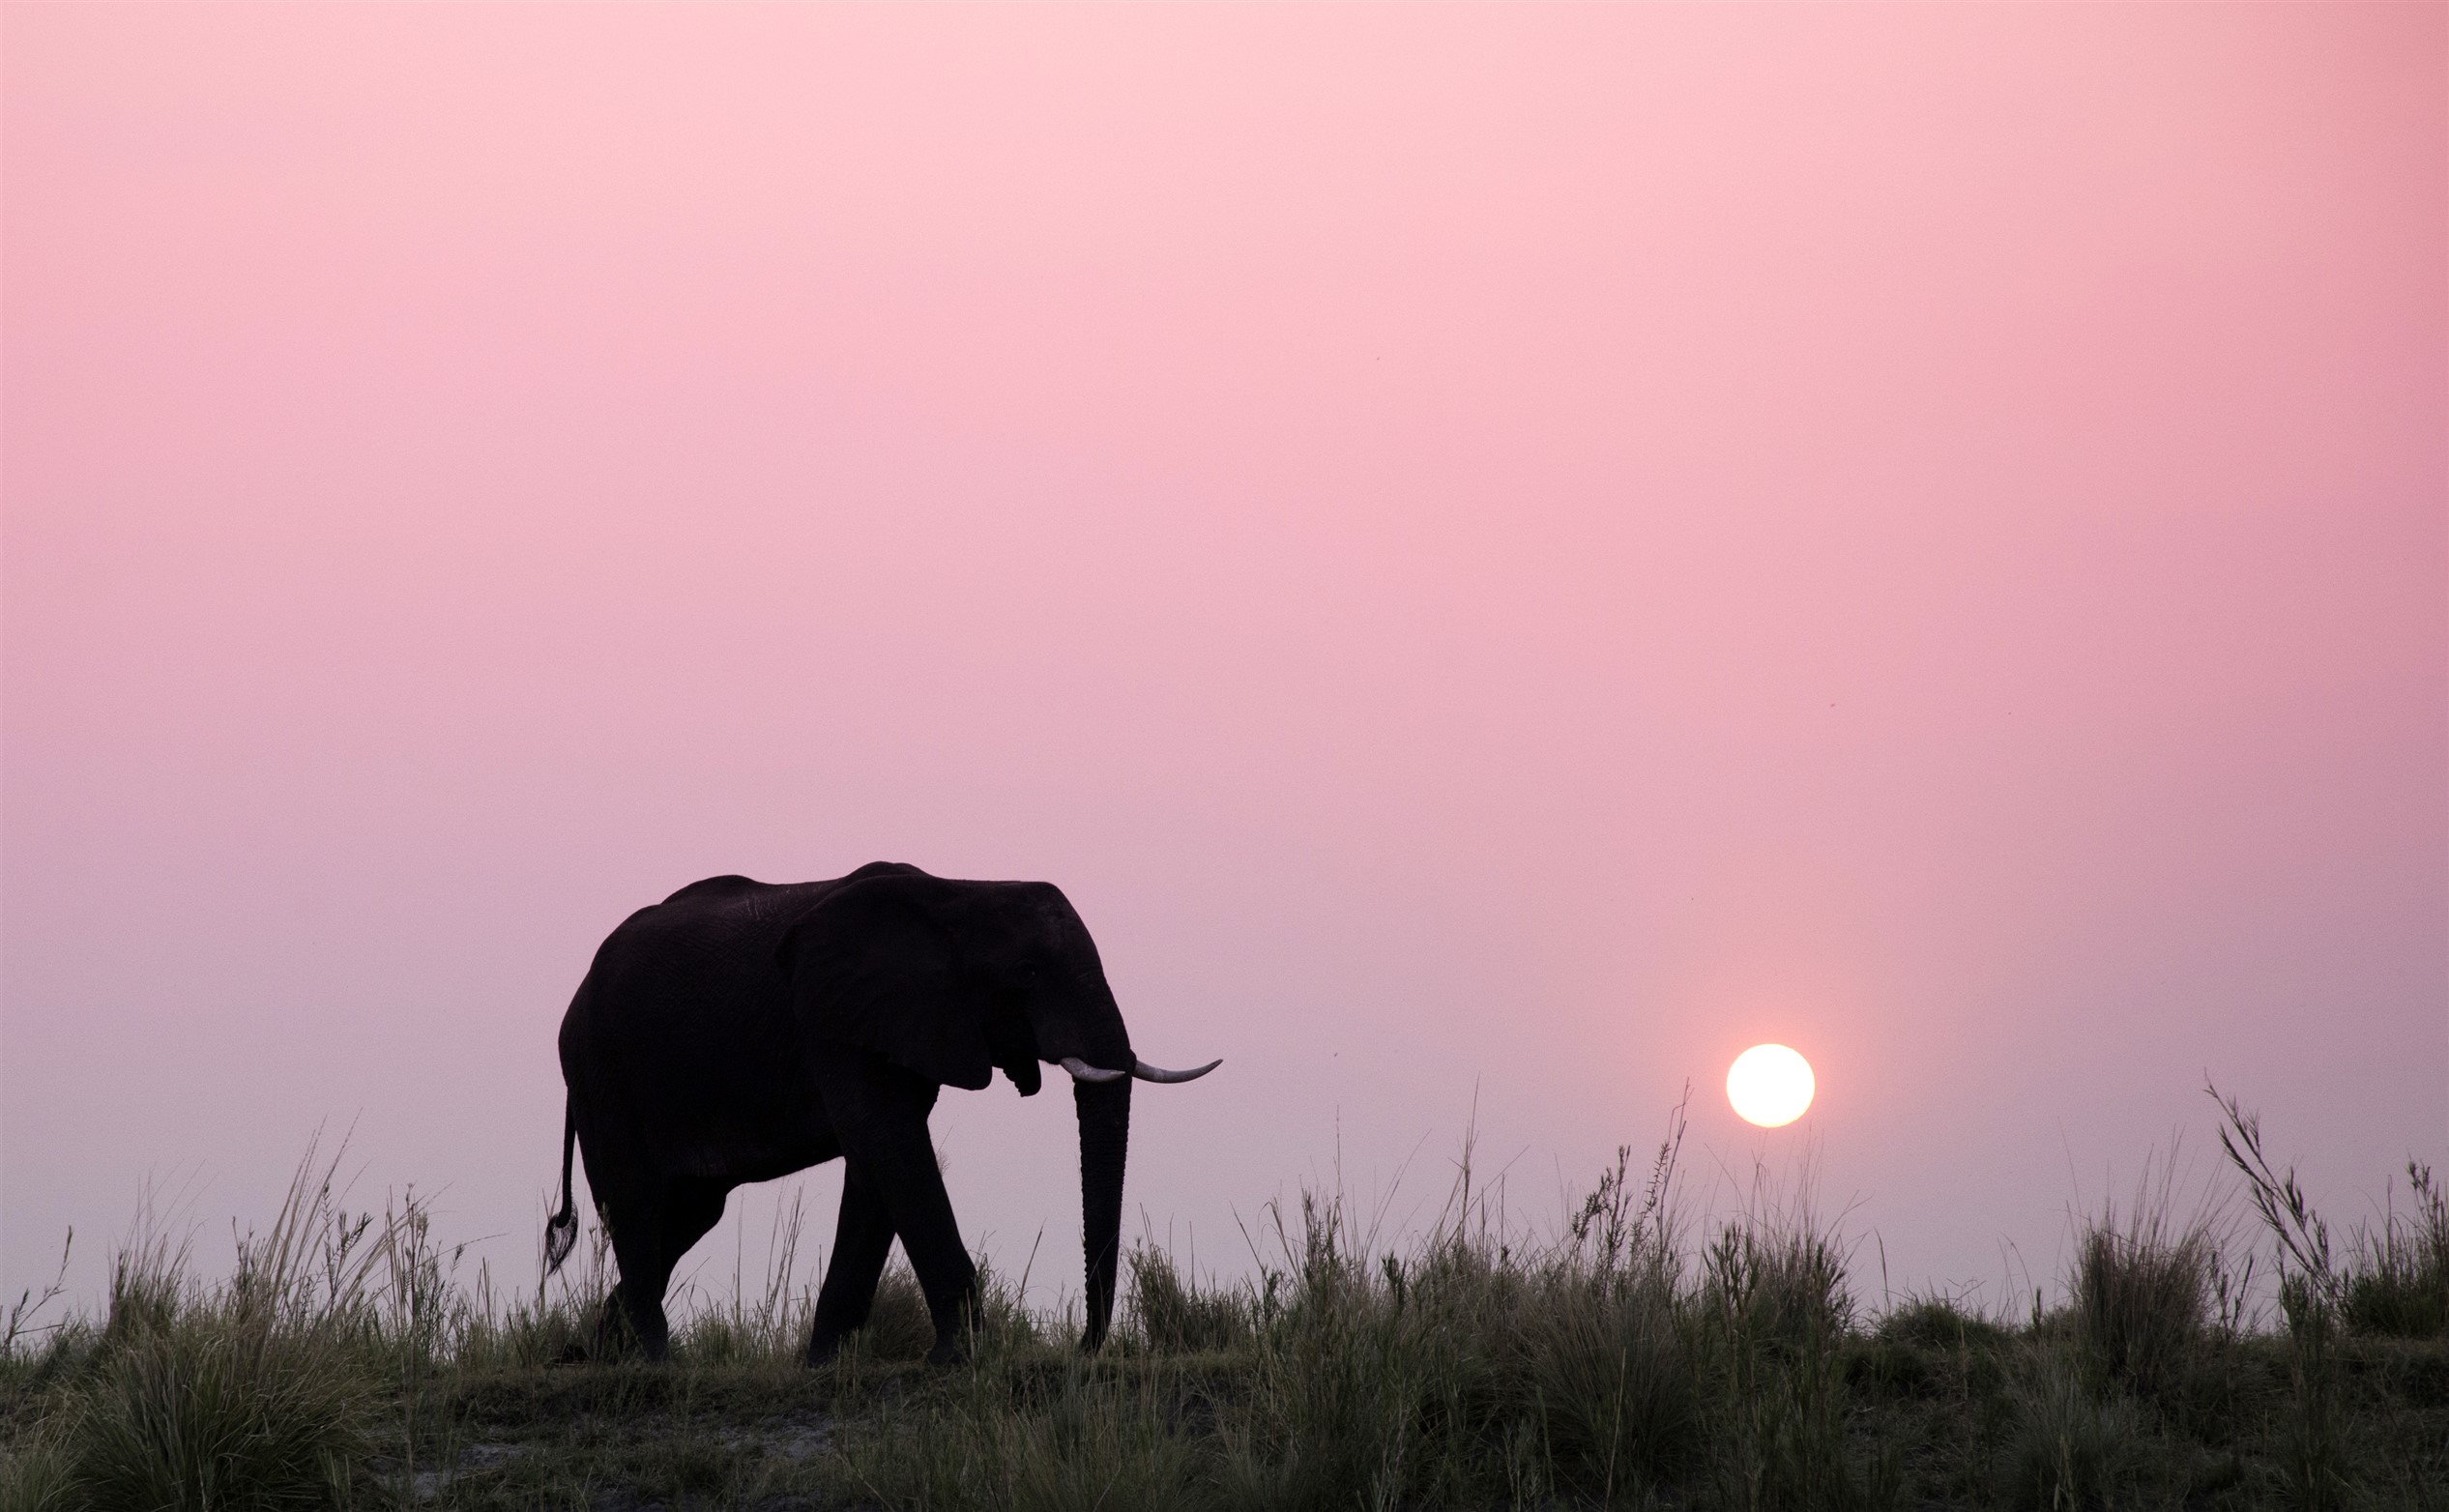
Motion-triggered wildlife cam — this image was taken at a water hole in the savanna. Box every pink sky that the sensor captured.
[5,5,2441,1316]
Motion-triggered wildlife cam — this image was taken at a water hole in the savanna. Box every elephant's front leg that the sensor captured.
[806,1167,894,1365]
[810,1056,980,1364]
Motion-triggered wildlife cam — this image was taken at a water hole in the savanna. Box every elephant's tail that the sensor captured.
[543,1097,579,1275]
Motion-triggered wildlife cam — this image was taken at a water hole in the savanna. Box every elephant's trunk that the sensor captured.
[1074,1075,1131,1352]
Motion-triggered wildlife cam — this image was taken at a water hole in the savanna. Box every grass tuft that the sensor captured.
[862,1264,940,1364]
[842,1361,1214,1512]
[1127,1245,1252,1353]
[1875,1294,2011,1355]
[54,1319,374,1511]
[2067,1157,2220,1396]
[19,1141,396,1511]
[2344,1162,2449,1340]
[1997,1354,2144,1511]
[1701,1204,1896,1511]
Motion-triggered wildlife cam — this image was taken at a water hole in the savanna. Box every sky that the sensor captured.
[5,4,2442,1323]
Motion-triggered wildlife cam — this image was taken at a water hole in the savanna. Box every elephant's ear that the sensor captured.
[777,876,993,1090]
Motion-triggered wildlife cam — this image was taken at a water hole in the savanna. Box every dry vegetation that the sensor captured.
[3,1090,2445,1511]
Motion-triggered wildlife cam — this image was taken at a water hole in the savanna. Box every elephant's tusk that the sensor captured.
[1060,1057,1127,1084]
[1131,1058,1222,1085]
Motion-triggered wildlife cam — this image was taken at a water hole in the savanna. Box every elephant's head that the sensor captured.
[776,866,1217,1350]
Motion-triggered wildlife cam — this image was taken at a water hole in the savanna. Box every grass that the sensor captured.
[3,1103,2446,1511]
[2066,1150,2228,1398]
[2344,1164,2449,1343]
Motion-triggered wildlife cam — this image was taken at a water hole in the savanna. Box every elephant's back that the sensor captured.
[565,865,925,1037]
[562,879,840,1172]
[600,864,927,967]
[581,878,827,1011]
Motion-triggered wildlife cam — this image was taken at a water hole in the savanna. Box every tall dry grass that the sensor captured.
[0,1134,656,1511]
[2,1090,2443,1510]
[2343,1162,2449,1341]
[2204,1082,2449,1509]
[834,1094,1920,1510]
[2065,1150,2230,1397]
[2,1139,404,1509]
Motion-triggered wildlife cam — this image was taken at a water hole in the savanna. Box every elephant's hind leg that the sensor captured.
[594,1184,669,1361]
[806,1166,894,1365]
[654,1178,731,1345]
[601,1178,726,1362]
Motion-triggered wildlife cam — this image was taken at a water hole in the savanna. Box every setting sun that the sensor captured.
[1727,1044,1815,1127]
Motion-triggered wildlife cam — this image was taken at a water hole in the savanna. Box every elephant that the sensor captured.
[541,861,1219,1364]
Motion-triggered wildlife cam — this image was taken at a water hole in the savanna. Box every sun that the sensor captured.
[1727,1044,1815,1127]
